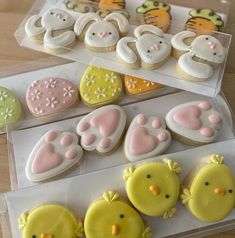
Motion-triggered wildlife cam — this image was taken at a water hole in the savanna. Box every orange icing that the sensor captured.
[99,0,125,10]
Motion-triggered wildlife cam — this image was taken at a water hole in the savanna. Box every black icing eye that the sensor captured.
[92,32,95,36]
[213,52,217,55]
[146,174,151,179]
[63,18,66,21]
[109,32,112,35]
[120,214,125,218]
[147,50,151,53]
[50,12,54,15]
[205,182,209,186]
[165,194,170,199]
[205,37,209,40]
[159,41,162,44]
[32,235,36,238]
[229,189,233,193]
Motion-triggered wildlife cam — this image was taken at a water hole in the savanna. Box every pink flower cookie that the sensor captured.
[76,105,126,154]
[124,114,171,162]
[26,130,83,182]
[165,101,223,145]
[26,77,79,117]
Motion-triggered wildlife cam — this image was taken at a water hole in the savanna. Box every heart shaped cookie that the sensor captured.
[0,87,23,128]
[76,105,126,154]
[124,114,171,162]
[26,77,79,117]
[26,130,83,182]
[165,101,223,145]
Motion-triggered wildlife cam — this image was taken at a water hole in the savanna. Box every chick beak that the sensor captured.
[214,188,226,196]
[149,185,161,196]
[111,224,120,236]
[40,234,53,238]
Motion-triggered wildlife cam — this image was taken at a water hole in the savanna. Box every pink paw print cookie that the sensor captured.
[26,77,79,117]
[26,130,83,182]
[165,101,223,145]
[124,114,171,162]
[76,105,126,154]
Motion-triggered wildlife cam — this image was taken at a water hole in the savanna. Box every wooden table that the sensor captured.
[0,0,235,237]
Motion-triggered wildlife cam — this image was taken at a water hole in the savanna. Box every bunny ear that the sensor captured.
[105,12,129,34]
[134,24,163,38]
[25,15,46,37]
[74,12,101,37]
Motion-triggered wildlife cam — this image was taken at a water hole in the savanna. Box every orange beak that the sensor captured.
[149,185,161,196]
[214,188,226,196]
[111,224,120,236]
[40,234,53,238]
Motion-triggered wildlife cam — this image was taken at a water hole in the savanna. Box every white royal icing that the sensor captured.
[134,25,164,39]
[25,15,46,37]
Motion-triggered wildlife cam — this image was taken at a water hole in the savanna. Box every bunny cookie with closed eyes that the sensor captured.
[116,25,172,70]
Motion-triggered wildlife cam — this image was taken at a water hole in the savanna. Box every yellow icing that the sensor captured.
[181,156,235,222]
[124,161,180,217]
[124,75,163,95]
[18,204,83,238]
[84,191,151,238]
[80,66,123,106]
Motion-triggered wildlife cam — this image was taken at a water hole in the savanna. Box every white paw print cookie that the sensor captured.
[26,130,83,182]
[165,101,223,145]
[77,105,126,154]
[124,114,171,162]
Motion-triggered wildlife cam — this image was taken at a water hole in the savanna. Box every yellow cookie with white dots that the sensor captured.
[80,66,123,107]
[84,191,152,238]
[123,159,181,218]
[181,154,235,222]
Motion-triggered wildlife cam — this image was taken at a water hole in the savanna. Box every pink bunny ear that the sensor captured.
[134,24,164,38]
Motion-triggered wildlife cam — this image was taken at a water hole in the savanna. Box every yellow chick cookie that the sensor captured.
[181,154,235,222]
[18,204,83,238]
[84,191,152,238]
[124,160,181,218]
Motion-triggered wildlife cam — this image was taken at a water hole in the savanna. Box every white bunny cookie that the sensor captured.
[171,31,226,81]
[25,8,76,53]
[116,25,171,70]
[74,12,129,52]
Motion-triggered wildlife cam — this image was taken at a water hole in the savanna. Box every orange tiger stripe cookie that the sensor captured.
[99,0,125,11]
[124,75,163,95]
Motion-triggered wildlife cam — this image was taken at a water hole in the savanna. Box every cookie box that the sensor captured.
[14,0,232,97]
[2,138,235,238]
[7,91,234,190]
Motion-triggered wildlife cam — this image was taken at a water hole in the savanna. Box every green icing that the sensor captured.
[136,1,170,14]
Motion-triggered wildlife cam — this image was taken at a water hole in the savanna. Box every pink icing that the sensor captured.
[198,101,212,110]
[129,127,158,155]
[60,134,74,146]
[157,131,168,142]
[46,131,57,142]
[136,114,148,125]
[78,122,90,132]
[99,138,111,149]
[82,134,96,146]
[209,114,222,124]
[200,127,214,137]
[65,149,78,159]
[32,143,63,174]
[173,105,202,130]
[26,77,78,117]
[90,108,120,137]
[152,118,161,129]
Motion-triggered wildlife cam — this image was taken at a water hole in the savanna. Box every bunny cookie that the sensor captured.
[116,25,171,70]
[74,12,129,52]
[25,9,76,53]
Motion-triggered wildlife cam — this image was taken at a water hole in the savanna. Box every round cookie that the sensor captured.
[84,191,152,238]
[186,9,224,36]
[181,154,235,222]
[123,160,181,217]
[136,1,171,33]
[99,0,126,10]
[124,75,163,95]
[26,77,79,117]
[18,204,83,238]
[79,66,123,106]
[165,101,223,145]
[0,87,23,128]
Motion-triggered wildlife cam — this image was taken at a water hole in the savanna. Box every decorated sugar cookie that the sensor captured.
[181,154,235,222]
[186,9,224,36]
[117,25,171,70]
[84,191,152,238]
[96,8,130,19]
[124,160,181,217]
[77,105,126,154]
[136,1,171,33]
[171,31,226,81]
[26,130,83,182]
[74,12,129,52]
[165,101,223,145]
[79,66,122,106]
[124,114,171,162]
[18,204,83,238]
[0,87,23,128]
[99,0,125,10]
[124,75,163,95]
[26,77,79,117]
[25,9,76,53]
[64,0,97,13]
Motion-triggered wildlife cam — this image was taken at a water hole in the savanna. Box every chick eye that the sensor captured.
[146,174,151,179]
[147,50,151,53]
[92,32,95,36]
[120,214,125,218]
[229,189,233,193]
[32,235,36,238]
[165,194,170,199]
[204,182,209,186]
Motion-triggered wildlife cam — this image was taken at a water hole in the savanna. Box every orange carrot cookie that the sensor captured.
[124,75,163,95]
[185,9,224,35]
[99,0,125,11]
[136,1,171,33]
